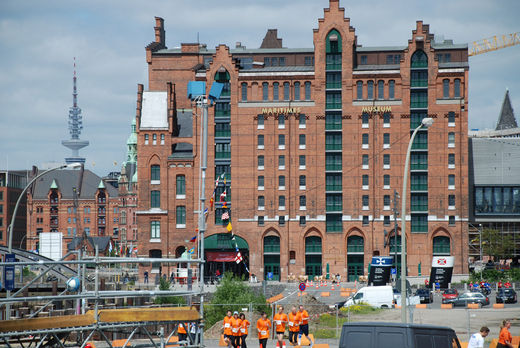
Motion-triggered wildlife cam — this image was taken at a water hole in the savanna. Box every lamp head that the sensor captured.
[421,117,434,128]
[66,162,82,169]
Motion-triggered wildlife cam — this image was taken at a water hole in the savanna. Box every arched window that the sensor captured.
[433,236,450,255]
[264,235,280,253]
[377,80,384,100]
[283,82,290,101]
[389,80,395,99]
[411,50,428,68]
[356,81,363,100]
[347,235,364,253]
[443,79,450,98]
[305,236,322,277]
[273,82,279,101]
[241,82,247,101]
[262,82,268,101]
[294,82,301,100]
[367,81,374,99]
[304,82,311,100]
[264,236,280,280]
[326,29,342,53]
[454,79,461,98]
[150,165,160,182]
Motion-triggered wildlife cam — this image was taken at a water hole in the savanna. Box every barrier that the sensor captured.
[441,304,453,309]
[300,334,315,346]
[340,292,350,297]
[112,339,131,347]
[321,292,330,297]
[489,338,498,348]
[415,304,427,309]
[467,303,480,309]
[493,303,504,309]
[219,334,227,346]
[266,293,284,303]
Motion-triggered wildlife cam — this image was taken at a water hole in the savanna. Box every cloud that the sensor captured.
[1,0,519,174]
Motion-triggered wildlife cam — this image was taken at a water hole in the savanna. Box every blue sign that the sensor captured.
[4,253,16,291]
[267,272,273,280]
[391,268,397,275]
[370,256,393,267]
[299,282,306,292]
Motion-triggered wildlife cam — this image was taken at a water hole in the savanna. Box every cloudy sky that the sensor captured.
[1,0,519,175]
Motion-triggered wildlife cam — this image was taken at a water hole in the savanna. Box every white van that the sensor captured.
[345,286,394,308]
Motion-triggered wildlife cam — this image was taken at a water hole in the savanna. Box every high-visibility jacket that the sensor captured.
[256,318,271,339]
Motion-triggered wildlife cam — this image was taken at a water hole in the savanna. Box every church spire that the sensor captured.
[496,89,518,130]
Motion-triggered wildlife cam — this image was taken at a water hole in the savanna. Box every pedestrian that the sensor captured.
[231,311,242,348]
[239,313,250,348]
[288,306,300,346]
[144,271,149,284]
[497,320,513,348]
[297,305,312,347]
[223,310,233,348]
[170,271,175,284]
[273,306,288,348]
[435,281,440,293]
[256,312,271,348]
[467,326,489,348]
[177,322,188,346]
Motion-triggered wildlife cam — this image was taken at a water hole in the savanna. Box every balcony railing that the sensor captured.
[411,142,428,150]
[326,81,341,89]
[411,79,428,87]
[326,204,343,212]
[326,184,342,192]
[410,101,428,108]
[326,163,342,171]
[215,130,231,137]
[325,143,342,151]
[326,63,341,70]
[215,152,231,159]
[326,102,342,110]
[411,163,428,170]
[411,183,428,191]
[411,204,428,212]
[325,122,342,130]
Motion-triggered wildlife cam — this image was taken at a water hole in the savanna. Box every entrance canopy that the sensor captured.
[206,251,236,262]
[204,233,249,250]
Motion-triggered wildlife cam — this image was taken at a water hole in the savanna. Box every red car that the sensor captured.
[442,288,459,303]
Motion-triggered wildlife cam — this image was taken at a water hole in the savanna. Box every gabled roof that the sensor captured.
[496,90,518,131]
[67,236,112,252]
[31,169,118,200]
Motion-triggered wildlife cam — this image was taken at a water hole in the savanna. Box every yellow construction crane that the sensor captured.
[469,32,520,56]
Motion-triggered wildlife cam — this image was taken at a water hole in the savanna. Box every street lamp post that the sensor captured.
[5,162,81,320]
[400,117,433,323]
[479,224,483,281]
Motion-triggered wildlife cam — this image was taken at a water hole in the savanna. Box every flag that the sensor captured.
[222,211,229,220]
[204,208,209,216]
[235,251,243,264]
[210,197,214,210]
[108,241,113,254]
[120,244,124,257]
[189,235,197,243]
[226,222,233,232]
[188,247,195,254]
[220,190,227,202]
[133,246,138,254]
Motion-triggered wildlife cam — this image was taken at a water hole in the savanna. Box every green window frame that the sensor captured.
[176,175,186,195]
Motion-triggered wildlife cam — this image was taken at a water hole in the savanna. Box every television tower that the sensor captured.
[62,57,89,164]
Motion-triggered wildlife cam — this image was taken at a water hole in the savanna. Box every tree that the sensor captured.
[474,228,514,261]
[154,277,186,305]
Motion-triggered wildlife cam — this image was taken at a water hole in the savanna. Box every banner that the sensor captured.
[368,256,393,286]
[429,256,454,288]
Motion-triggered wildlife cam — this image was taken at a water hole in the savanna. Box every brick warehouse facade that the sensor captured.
[136,0,469,281]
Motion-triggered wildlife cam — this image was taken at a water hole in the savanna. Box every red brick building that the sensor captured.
[26,169,120,257]
[0,170,29,248]
[135,0,469,280]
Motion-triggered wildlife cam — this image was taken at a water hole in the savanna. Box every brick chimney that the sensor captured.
[154,17,165,46]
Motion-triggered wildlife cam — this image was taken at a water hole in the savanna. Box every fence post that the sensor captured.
[336,304,339,338]
[466,308,471,341]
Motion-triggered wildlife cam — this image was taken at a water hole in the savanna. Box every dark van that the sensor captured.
[340,322,461,348]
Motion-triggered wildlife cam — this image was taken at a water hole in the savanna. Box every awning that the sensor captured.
[204,233,249,250]
[206,251,236,262]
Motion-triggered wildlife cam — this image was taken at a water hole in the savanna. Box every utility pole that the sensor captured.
[392,190,400,279]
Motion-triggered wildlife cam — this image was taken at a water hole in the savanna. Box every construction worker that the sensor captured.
[288,306,301,346]
[256,312,271,348]
[298,305,312,347]
[239,313,250,348]
[273,305,288,348]
[223,310,234,348]
[231,311,242,348]
[177,322,188,346]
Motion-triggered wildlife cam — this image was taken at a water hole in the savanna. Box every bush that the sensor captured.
[340,302,380,315]
[154,277,186,305]
[204,272,269,330]
[470,268,520,283]
[314,328,337,339]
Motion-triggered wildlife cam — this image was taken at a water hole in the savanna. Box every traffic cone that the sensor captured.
[315,282,319,289]
[331,284,335,291]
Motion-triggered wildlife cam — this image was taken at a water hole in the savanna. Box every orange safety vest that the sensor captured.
[178,323,187,334]
[231,317,242,336]
[256,318,271,339]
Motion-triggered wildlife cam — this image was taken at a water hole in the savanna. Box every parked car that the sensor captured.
[496,288,517,304]
[415,288,433,303]
[339,322,462,348]
[448,292,489,307]
[345,286,394,309]
[442,288,458,304]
